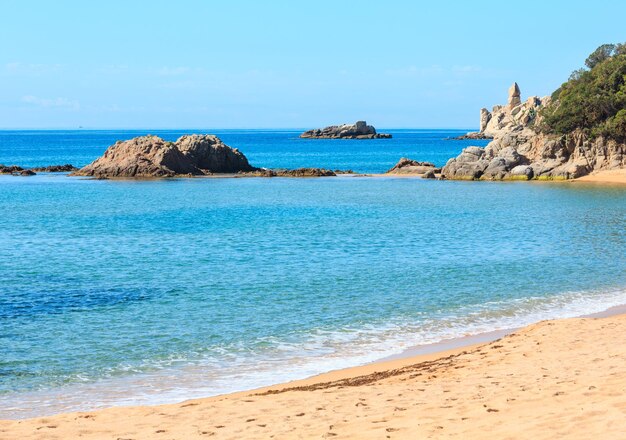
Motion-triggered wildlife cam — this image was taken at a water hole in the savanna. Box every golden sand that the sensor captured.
[574,168,626,184]
[3,313,626,439]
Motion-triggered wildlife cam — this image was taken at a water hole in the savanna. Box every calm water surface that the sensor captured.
[1,130,625,418]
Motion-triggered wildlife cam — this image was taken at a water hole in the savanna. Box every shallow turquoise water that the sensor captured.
[1,130,625,418]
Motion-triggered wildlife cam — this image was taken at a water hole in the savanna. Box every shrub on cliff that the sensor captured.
[541,43,626,141]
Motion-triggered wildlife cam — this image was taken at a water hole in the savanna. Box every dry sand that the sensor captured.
[574,168,626,184]
[3,313,626,439]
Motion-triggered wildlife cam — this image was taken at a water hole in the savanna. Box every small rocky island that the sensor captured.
[300,121,391,139]
[71,134,343,178]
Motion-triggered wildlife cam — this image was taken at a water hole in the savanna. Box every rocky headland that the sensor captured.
[300,121,392,139]
[441,83,626,180]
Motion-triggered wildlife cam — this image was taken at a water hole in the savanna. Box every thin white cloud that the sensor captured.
[21,95,80,110]
[155,66,192,76]
[5,62,63,74]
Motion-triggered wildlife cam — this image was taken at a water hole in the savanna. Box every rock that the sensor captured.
[274,168,337,177]
[19,169,36,176]
[31,164,78,172]
[71,135,257,178]
[452,83,550,140]
[509,165,534,180]
[241,168,337,177]
[443,102,626,181]
[0,165,24,174]
[386,157,436,175]
[449,132,492,140]
[479,108,492,132]
[300,121,392,139]
[176,135,255,173]
[508,82,521,109]
[422,169,436,179]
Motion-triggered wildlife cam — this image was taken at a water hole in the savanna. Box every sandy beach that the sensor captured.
[574,168,626,184]
[2,312,626,439]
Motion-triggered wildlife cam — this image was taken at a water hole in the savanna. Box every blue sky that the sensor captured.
[1,0,625,129]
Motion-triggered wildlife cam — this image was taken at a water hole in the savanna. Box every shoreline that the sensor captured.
[2,303,626,422]
[3,309,626,438]
[8,167,625,184]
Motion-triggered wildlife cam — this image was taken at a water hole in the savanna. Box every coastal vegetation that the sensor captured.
[541,42,626,141]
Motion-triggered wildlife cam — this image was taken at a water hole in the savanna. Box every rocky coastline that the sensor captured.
[441,83,626,180]
[300,121,391,139]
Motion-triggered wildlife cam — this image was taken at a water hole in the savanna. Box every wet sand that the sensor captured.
[2,312,626,439]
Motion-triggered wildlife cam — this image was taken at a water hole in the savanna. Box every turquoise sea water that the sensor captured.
[1,130,625,418]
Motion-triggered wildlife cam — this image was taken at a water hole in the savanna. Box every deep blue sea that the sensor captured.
[1,129,625,418]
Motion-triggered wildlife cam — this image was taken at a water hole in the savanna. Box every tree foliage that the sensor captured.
[541,42,626,141]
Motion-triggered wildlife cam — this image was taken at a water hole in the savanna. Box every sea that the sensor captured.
[1,129,625,419]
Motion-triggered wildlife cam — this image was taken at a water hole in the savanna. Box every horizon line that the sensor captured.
[0,126,477,131]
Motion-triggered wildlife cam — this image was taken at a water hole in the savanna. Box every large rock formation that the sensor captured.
[72,135,256,178]
[300,121,392,139]
[71,134,344,179]
[454,82,549,140]
[442,84,626,180]
[386,158,438,176]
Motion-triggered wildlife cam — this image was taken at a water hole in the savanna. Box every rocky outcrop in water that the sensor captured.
[300,121,392,139]
[386,158,438,176]
[71,135,257,178]
[442,84,626,180]
[0,165,25,174]
[245,168,338,177]
[71,135,346,179]
[31,164,77,172]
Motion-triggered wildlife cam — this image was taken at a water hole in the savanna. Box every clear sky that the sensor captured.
[2,0,625,129]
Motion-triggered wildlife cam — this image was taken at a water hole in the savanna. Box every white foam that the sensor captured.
[2,286,626,419]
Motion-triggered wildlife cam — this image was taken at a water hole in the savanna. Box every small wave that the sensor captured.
[1,286,625,419]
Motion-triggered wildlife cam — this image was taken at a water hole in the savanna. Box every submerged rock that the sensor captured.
[19,169,36,176]
[71,135,256,178]
[300,121,392,139]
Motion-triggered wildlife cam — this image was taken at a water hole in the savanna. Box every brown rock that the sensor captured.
[31,164,78,172]
[386,158,436,175]
[176,135,255,173]
[300,121,392,139]
[508,82,521,109]
[0,165,24,174]
[71,135,256,178]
